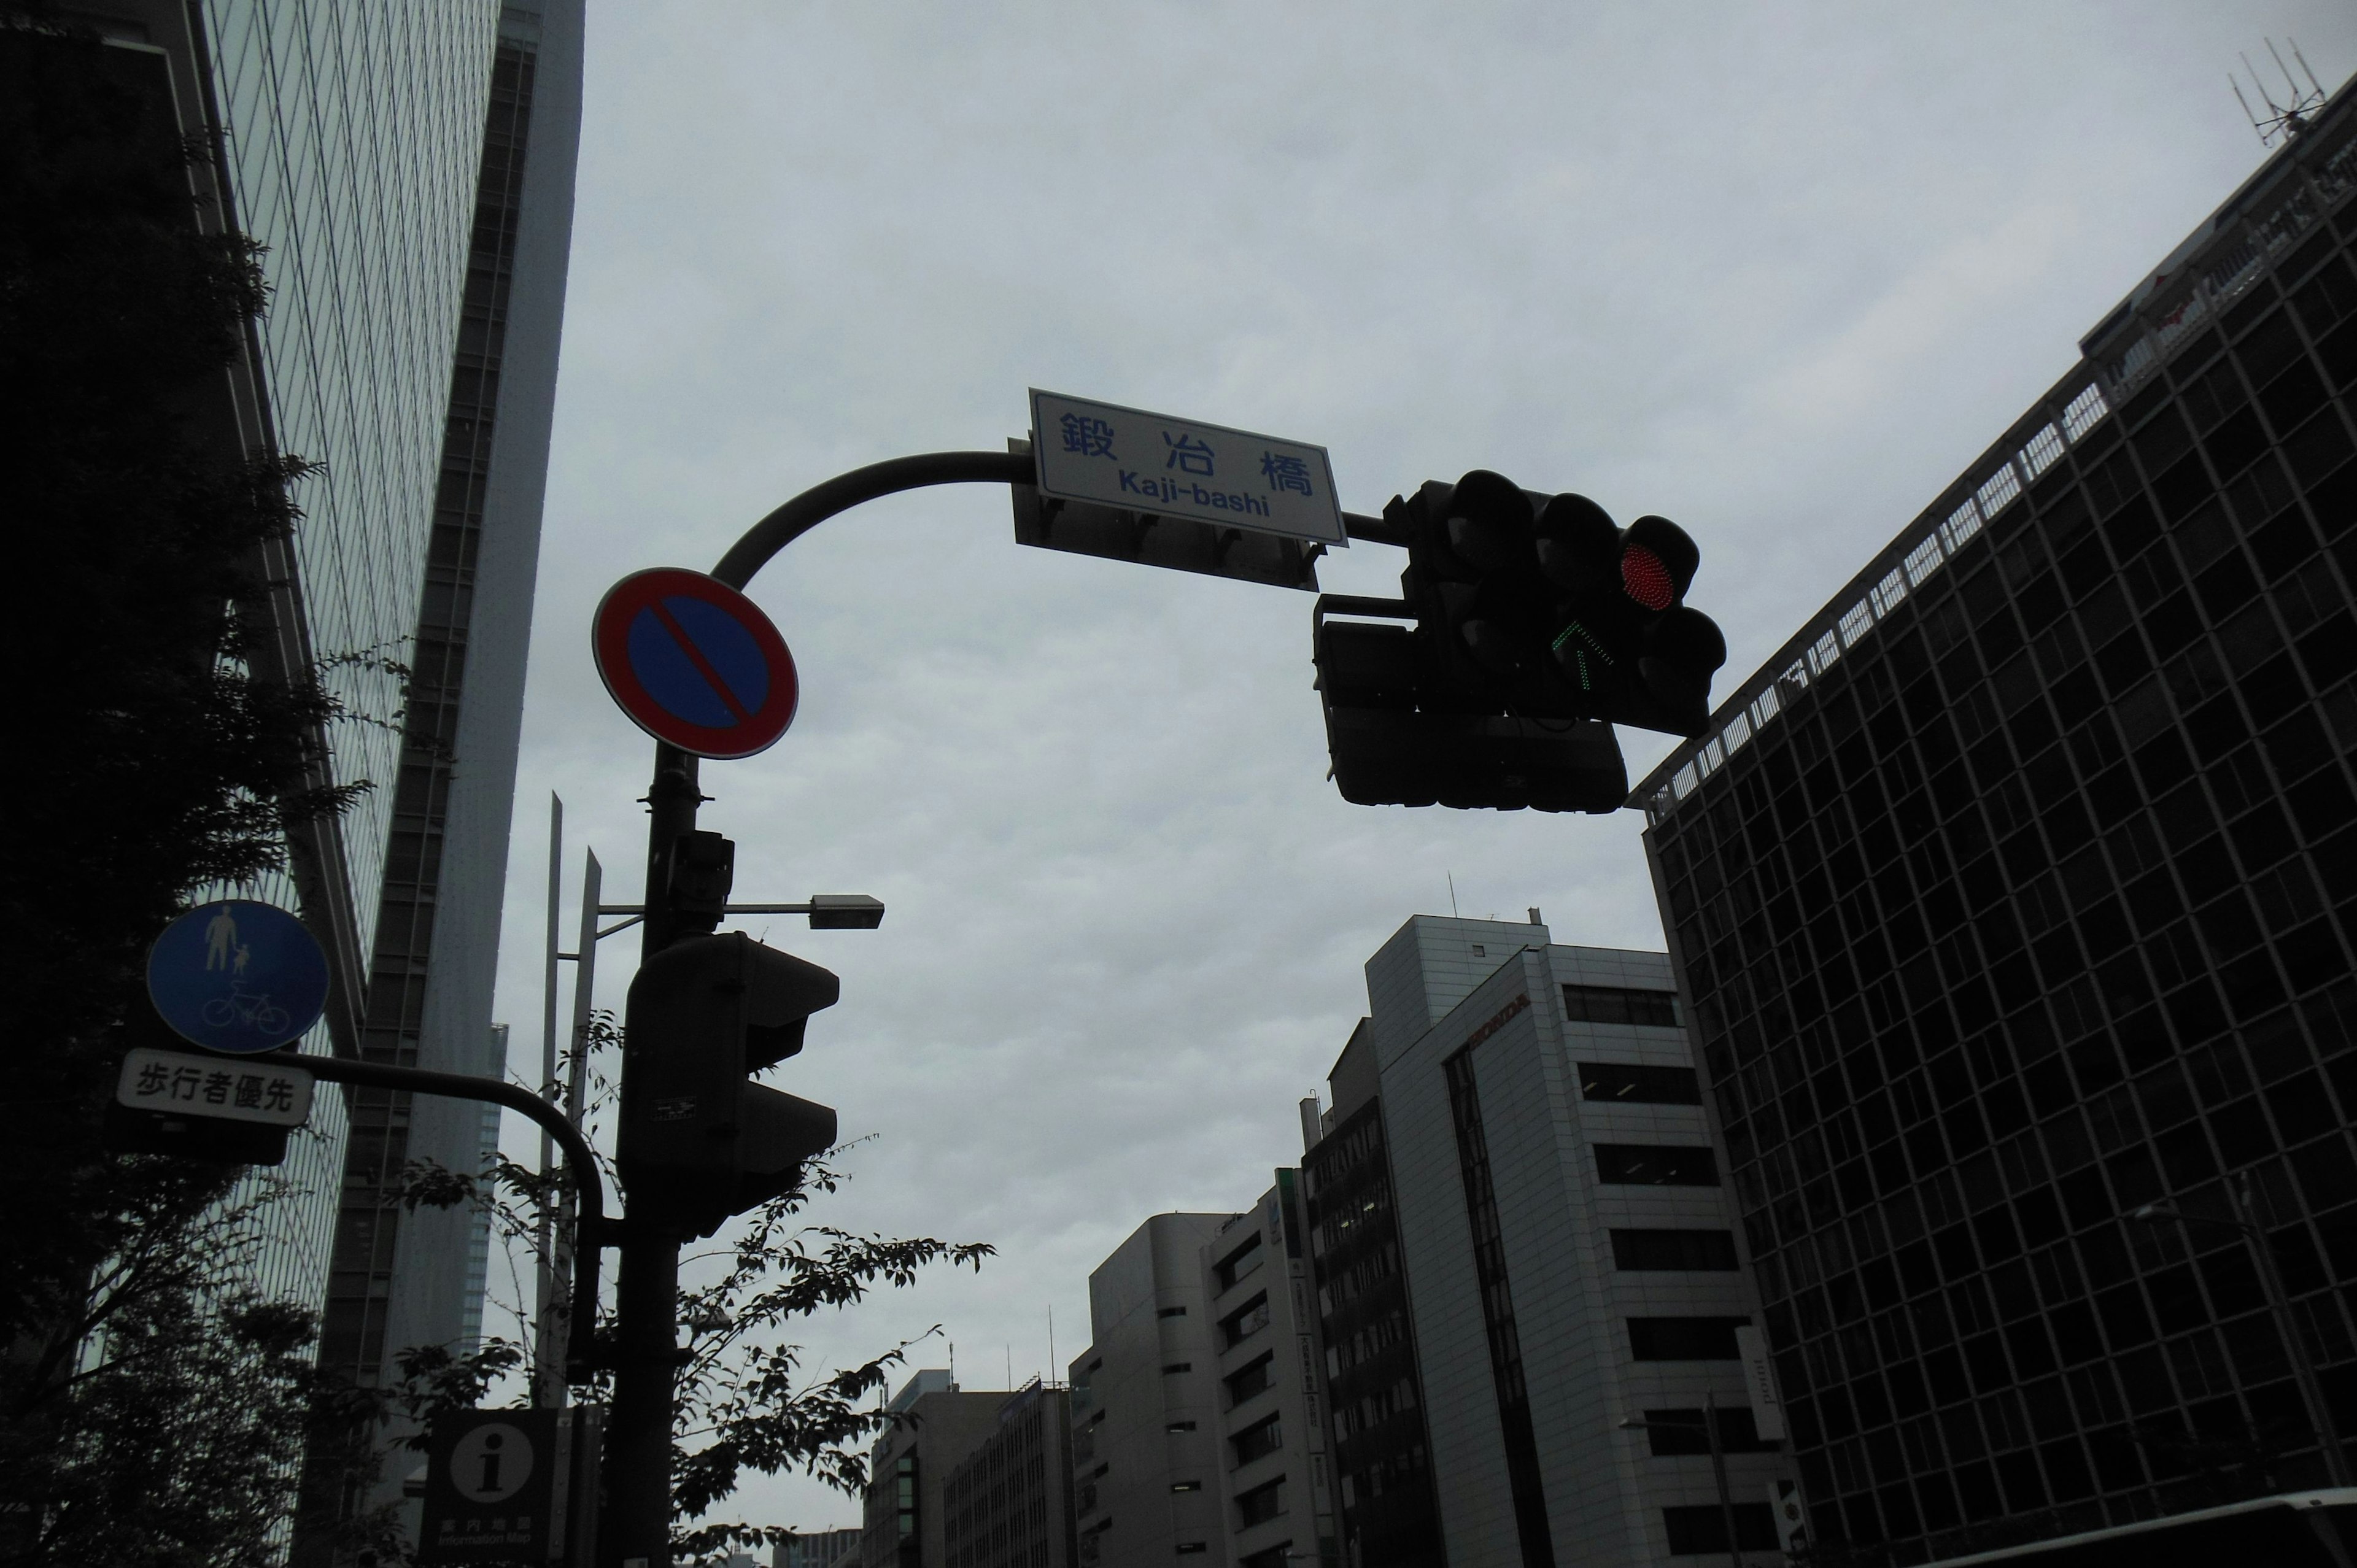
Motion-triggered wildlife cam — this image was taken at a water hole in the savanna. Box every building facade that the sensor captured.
[864,1372,1008,1568]
[1200,1179,1342,1568]
[775,1528,865,1568]
[1069,1213,1233,1563]
[67,1,577,1556]
[942,1380,1078,1568]
[1634,77,2357,1566]
[1313,916,1787,1566]
[1302,1029,1447,1568]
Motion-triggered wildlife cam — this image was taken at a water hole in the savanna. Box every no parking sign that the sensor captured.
[592,568,799,759]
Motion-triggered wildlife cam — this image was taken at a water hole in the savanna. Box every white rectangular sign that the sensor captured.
[1735,1324,1786,1441]
[1029,388,1348,547]
[116,1045,315,1127]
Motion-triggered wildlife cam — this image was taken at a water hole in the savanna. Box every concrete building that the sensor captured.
[1069,1213,1232,1562]
[942,1379,1078,1568]
[1305,916,1789,1566]
[864,1370,1009,1568]
[1630,70,2357,1566]
[1199,1180,1341,1568]
[57,2,579,1555]
[775,1528,864,1568]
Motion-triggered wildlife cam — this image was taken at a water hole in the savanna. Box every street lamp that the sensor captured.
[1623,1391,1744,1568]
[2131,1171,2353,1488]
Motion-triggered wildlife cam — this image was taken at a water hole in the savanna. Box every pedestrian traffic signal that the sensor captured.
[618,931,840,1241]
[1395,471,1725,737]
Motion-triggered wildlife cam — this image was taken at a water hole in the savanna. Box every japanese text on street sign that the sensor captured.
[115,1046,315,1128]
[1029,389,1347,547]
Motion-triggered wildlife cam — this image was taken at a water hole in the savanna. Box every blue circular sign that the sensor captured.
[147,900,330,1054]
[592,568,800,759]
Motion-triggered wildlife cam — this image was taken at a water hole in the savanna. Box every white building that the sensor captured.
[1307,914,1794,1566]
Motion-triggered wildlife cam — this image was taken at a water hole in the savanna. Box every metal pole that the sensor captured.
[1706,1391,1742,1568]
[535,794,563,1407]
[2235,1172,2354,1487]
[605,748,702,1568]
[544,848,603,1404]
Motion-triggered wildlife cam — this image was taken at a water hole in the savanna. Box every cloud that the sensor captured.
[483,0,2355,1529]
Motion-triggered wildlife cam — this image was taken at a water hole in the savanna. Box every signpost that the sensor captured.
[592,568,800,759]
[115,1046,314,1126]
[1028,388,1347,547]
[417,1406,601,1566]
[145,899,329,1054]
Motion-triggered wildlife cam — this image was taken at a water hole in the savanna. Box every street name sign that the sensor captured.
[116,1046,314,1126]
[594,568,799,759]
[1029,388,1347,547]
[147,900,330,1054]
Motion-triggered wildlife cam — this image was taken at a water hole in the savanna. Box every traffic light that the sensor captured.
[1314,593,1628,812]
[1398,471,1726,736]
[618,930,840,1241]
[1312,471,1725,813]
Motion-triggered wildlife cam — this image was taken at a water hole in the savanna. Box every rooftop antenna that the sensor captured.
[1048,1305,1056,1384]
[1447,871,1460,917]
[2232,38,2326,147]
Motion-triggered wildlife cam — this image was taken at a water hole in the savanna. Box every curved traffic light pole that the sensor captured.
[610,450,1391,1567]
[295,1052,609,1384]
[606,450,1396,1567]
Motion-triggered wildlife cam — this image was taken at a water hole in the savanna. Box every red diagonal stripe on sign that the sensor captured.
[648,599,756,725]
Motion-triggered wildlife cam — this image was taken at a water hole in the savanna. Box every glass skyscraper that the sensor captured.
[1635,81,2357,1564]
[85,1,578,1558]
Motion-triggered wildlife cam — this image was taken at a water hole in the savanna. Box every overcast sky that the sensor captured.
[488,2,2357,1531]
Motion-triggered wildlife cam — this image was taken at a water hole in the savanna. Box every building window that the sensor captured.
[1158,1305,1189,1318]
[1628,1316,1751,1361]
[1231,1412,1284,1466]
[1662,1503,1780,1555]
[1610,1229,1740,1270]
[1236,1477,1287,1527]
[1172,1480,1203,1493]
[1161,1362,1194,1375]
[1563,983,1680,1026]
[1579,1061,1703,1103]
[1224,1353,1275,1406]
[1594,1144,1720,1185]
[1638,1407,1781,1454]
[1166,1419,1198,1433]
[1215,1232,1265,1293]
[1175,1545,1209,1556]
[1220,1292,1271,1349]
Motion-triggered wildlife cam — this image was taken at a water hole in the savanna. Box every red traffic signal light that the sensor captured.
[619,932,840,1240]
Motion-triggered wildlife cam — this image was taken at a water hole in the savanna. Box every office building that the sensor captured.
[1301,1027,1447,1567]
[942,1379,1078,1568]
[1069,1213,1234,1562]
[1631,75,2357,1566]
[865,1371,1009,1568]
[62,1,579,1556]
[1304,916,1787,1566]
[775,1528,864,1568]
[1199,1180,1342,1568]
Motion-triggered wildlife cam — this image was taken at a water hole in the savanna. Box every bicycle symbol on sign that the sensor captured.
[201,985,291,1037]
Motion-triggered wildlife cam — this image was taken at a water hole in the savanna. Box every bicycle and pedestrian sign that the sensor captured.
[146,899,330,1054]
[1028,388,1347,547]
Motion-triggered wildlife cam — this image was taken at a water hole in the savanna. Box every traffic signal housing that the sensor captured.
[619,931,840,1241]
[1397,471,1726,737]
[1312,471,1725,813]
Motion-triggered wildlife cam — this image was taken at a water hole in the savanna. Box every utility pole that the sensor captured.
[602,747,702,1568]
